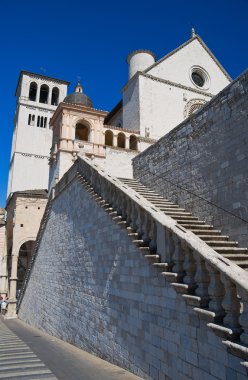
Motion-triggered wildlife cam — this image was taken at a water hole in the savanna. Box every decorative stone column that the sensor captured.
[0,255,8,298]
[5,254,18,318]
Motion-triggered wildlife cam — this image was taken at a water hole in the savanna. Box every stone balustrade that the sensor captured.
[75,156,248,350]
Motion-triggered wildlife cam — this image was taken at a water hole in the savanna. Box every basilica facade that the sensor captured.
[0,30,231,317]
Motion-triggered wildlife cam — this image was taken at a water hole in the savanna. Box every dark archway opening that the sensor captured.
[75,123,89,141]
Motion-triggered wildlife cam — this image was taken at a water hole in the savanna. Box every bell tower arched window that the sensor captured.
[39,84,49,104]
[51,87,59,106]
[29,82,37,101]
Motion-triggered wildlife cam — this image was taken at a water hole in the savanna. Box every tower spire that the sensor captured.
[191,26,196,38]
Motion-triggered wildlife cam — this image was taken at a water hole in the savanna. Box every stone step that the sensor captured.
[152,262,171,271]
[173,216,199,221]
[178,220,206,225]
[192,229,222,235]
[198,235,229,241]
[205,241,238,247]
[185,224,214,230]
[212,247,248,254]
[164,211,193,216]
[132,240,148,247]
[223,254,248,260]
[144,255,160,262]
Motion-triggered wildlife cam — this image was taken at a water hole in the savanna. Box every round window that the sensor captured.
[192,72,204,87]
[190,66,210,90]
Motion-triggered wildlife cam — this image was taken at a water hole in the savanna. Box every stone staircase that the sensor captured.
[18,156,248,374]
[119,178,248,270]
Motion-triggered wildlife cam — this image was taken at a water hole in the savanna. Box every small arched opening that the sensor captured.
[51,87,59,106]
[17,240,35,293]
[29,82,37,101]
[105,130,113,146]
[75,123,89,141]
[129,135,138,150]
[117,132,125,148]
[39,84,49,104]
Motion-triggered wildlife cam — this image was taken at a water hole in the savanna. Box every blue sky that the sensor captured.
[0,0,247,206]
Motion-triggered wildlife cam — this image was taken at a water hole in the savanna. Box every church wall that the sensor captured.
[138,75,211,140]
[123,78,140,132]
[146,38,230,94]
[133,70,248,248]
[90,147,137,178]
[18,177,247,380]
[7,196,47,256]
[10,154,50,193]
[14,106,53,157]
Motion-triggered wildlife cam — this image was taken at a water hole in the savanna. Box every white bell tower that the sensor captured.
[7,71,69,195]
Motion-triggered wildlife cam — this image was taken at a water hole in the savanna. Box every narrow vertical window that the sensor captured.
[37,116,40,127]
[40,116,44,128]
[44,117,47,128]
[28,114,31,125]
[31,115,35,126]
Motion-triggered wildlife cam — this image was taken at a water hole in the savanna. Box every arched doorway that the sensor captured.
[17,240,35,293]
[75,123,89,141]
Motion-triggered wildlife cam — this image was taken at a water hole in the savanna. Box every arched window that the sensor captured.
[117,132,125,148]
[105,130,113,146]
[39,84,49,104]
[51,87,59,106]
[129,135,138,150]
[29,82,37,101]
[75,123,89,141]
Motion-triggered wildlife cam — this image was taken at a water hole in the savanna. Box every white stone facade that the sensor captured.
[7,72,69,195]
[122,35,231,139]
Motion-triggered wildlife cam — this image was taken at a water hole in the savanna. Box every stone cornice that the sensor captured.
[50,102,108,127]
[15,71,70,96]
[142,73,214,97]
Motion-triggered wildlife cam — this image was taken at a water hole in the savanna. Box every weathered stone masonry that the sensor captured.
[19,168,248,380]
[133,70,248,248]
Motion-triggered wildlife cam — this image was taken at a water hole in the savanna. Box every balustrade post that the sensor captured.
[182,245,196,288]
[206,263,225,321]
[130,201,137,231]
[141,212,150,244]
[221,275,241,332]
[237,286,248,345]
[171,236,184,279]
[193,253,210,305]
[136,206,144,237]
[148,217,156,252]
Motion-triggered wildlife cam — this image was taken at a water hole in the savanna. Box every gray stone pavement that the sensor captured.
[1,317,142,380]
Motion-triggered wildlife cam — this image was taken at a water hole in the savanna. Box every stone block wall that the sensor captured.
[133,70,248,247]
[18,177,247,380]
